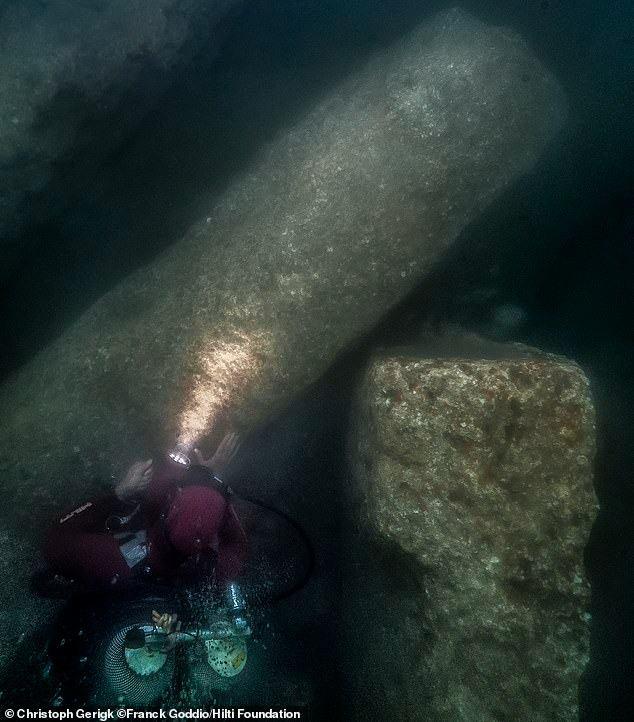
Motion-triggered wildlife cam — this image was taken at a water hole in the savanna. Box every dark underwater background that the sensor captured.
[0,0,632,719]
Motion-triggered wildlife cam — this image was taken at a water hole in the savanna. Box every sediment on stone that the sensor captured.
[343,339,597,722]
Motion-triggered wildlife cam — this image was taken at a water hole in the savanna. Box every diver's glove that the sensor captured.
[224,581,251,636]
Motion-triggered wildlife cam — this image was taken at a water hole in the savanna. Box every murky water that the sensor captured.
[0,1,632,719]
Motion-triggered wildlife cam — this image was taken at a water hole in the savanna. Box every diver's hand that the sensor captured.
[151,610,180,634]
[194,432,241,476]
[115,459,153,501]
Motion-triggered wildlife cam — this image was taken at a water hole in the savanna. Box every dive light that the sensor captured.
[168,443,192,467]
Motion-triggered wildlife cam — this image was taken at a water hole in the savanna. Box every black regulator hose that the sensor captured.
[233,491,316,603]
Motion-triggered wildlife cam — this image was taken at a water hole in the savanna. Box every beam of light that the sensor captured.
[176,328,273,448]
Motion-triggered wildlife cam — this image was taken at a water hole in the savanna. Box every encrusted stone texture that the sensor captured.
[347,348,597,722]
[0,9,564,669]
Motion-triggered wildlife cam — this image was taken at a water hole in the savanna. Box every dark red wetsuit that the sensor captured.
[44,460,247,587]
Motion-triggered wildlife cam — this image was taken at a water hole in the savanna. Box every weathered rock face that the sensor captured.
[0,9,565,669]
[344,342,597,722]
[0,0,241,274]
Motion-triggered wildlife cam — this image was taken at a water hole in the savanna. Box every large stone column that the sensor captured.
[0,9,565,668]
[344,340,597,721]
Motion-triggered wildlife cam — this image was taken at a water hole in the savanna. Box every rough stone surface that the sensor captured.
[0,0,241,269]
[344,342,597,722]
[0,9,565,671]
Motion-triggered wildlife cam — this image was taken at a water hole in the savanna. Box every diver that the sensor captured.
[39,432,249,633]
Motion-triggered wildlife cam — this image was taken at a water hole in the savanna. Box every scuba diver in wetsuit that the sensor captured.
[41,432,250,635]
[19,432,314,707]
